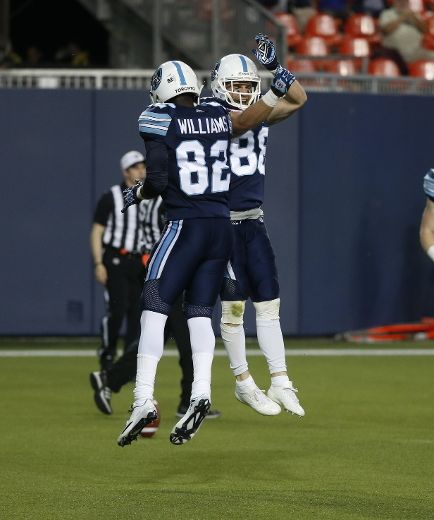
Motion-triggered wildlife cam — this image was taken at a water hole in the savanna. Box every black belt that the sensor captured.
[105,246,141,258]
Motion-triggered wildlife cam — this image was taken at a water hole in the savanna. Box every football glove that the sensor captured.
[252,33,280,72]
[122,181,143,213]
[270,66,296,97]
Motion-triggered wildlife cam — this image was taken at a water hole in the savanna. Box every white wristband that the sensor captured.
[261,90,279,107]
[427,245,434,262]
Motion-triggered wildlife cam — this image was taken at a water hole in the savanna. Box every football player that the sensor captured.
[117,58,296,447]
[201,35,307,417]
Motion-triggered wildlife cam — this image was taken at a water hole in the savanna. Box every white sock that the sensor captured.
[236,375,256,389]
[271,375,290,388]
[220,322,248,376]
[188,317,215,399]
[133,310,167,406]
[256,318,287,374]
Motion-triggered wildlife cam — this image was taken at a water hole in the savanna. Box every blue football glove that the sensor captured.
[270,65,296,97]
[122,181,143,213]
[252,33,280,72]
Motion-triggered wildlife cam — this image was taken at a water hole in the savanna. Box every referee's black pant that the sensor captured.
[106,295,194,409]
[99,247,145,369]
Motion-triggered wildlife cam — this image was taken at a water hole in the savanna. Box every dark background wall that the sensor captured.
[1,88,433,336]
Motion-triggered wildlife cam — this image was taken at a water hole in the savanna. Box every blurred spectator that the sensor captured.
[21,46,46,68]
[379,0,434,62]
[352,0,386,18]
[316,0,350,22]
[0,42,22,69]
[55,41,90,67]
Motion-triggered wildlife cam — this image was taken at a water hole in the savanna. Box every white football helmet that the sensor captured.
[150,60,202,103]
[211,54,261,110]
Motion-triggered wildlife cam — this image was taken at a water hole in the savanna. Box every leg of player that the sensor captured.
[253,299,305,417]
[220,300,281,416]
[117,309,166,447]
[169,311,213,445]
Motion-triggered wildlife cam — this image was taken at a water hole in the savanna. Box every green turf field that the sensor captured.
[1,339,433,519]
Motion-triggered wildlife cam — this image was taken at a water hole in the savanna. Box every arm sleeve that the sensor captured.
[93,192,113,225]
[140,138,169,199]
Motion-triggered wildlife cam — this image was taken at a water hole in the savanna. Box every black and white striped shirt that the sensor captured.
[94,185,164,254]
[94,184,143,253]
[139,196,165,253]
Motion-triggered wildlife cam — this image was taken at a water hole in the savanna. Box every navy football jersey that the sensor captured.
[201,97,269,212]
[138,102,233,220]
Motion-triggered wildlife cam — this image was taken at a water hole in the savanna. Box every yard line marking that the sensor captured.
[1,349,434,357]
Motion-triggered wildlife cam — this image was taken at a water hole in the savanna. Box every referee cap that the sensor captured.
[120,150,145,170]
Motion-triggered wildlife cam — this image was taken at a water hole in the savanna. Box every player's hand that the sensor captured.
[252,33,280,72]
[270,66,296,97]
[122,181,143,213]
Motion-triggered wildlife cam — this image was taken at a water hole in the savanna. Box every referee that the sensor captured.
[90,150,146,370]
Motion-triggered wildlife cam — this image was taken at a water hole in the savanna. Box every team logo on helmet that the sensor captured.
[211,61,220,82]
[151,67,162,91]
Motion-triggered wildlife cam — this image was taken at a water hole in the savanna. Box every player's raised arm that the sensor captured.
[252,33,307,125]
[420,169,434,257]
[230,66,295,135]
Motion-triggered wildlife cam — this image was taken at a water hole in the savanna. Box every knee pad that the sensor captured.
[221,300,246,325]
[253,298,280,320]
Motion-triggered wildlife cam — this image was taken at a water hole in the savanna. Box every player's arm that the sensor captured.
[90,223,107,285]
[230,66,295,135]
[251,33,307,124]
[420,170,434,260]
[420,198,434,256]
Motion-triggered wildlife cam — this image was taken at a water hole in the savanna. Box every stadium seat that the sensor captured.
[275,13,303,49]
[296,36,328,56]
[408,60,434,79]
[422,15,434,49]
[295,36,329,69]
[323,59,358,75]
[305,13,343,49]
[368,58,401,76]
[408,0,425,12]
[287,58,317,73]
[339,36,370,57]
[344,14,380,45]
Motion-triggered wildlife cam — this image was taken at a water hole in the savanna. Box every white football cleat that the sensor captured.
[267,382,305,417]
[235,384,281,415]
[169,395,211,445]
[117,399,158,447]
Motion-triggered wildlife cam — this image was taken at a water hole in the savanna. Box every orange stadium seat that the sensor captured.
[275,13,303,49]
[422,15,434,49]
[408,60,434,79]
[368,58,401,76]
[295,36,328,69]
[408,0,425,12]
[344,14,380,44]
[323,58,358,75]
[339,36,370,57]
[287,58,317,73]
[305,13,343,49]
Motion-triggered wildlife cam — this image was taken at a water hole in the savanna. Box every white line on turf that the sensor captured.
[1,349,434,357]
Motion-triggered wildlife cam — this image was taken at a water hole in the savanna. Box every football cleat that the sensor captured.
[170,396,211,445]
[175,404,221,420]
[235,384,281,415]
[90,371,112,415]
[267,382,305,417]
[117,400,158,447]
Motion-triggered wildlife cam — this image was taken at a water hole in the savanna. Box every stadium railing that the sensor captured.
[1,69,434,95]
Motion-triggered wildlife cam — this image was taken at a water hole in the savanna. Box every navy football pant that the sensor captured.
[222,218,279,302]
[144,218,233,314]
